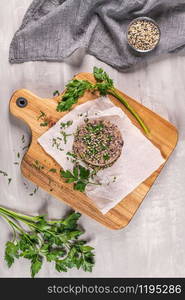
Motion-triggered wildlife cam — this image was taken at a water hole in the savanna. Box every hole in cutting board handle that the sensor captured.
[16,97,28,108]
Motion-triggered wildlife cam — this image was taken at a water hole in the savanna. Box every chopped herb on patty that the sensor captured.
[73,119,123,168]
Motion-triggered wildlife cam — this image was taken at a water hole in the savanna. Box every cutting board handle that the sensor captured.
[9,89,62,133]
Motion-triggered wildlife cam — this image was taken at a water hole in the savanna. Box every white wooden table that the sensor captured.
[0,0,185,278]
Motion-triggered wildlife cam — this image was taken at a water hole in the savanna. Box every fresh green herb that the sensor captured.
[0,170,8,176]
[21,135,25,144]
[108,135,112,141]
[33,186,39,194]
[60,120,73,129]
[57,67,149,135]
[61,165,100,192]
[86,122,104,133]
[8,178,12,185]
[0,207,94,278]
[21,135,25,143]
[37,111,50,127]
[113,176,117,183]
[40,121,49,127]
[90,168,100,178]
[22,145,29,151]
[17,152,20,159]
[0,171,12,185]
[88,147,98,155]
[93,67,149,135]
[57,80,93,112]
[52,137,64,151]
[37,111,46,120]
[61,131,72,144]
[100,144,108,151]
[32,160,44,171]
[53,90,60,97]
[49,168,57,173]
[29,186,39,196]
[103,153,110,161]
[66,152,77,159]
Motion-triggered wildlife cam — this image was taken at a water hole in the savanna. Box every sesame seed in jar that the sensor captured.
[127,18,160,52]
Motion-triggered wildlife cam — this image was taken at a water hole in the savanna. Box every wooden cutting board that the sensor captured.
[9,72,178,230]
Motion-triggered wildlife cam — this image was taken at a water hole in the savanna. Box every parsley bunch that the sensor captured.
[56,67,149,135]
[61,165,100,192]
[0,206,94,278]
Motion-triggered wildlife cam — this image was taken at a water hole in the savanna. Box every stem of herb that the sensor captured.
[87,181,101,186]
[0,208,57,243]
[0,207,38,222]
[108,88,150,135]
[0,212,26,235]
[0,213,17,241]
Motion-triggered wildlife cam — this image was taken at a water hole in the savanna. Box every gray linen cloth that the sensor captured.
[9,0,185,70]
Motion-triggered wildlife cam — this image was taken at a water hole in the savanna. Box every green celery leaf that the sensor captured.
[18,234,33,251]
[79,166,90,180]
[46,249,66,262]
[82,259,94,272]
[55,260,68,272]
[93,67,113,87]
[57,80,93,112]
[36,219,51,231]
[65,178,77,183]
[74,181,87,192]
[60,170,74,179]
[80,245,94,253]
[4,241,19,267]
[73,166,79,178]
[20,249,38,259]
[31,256,43,278]
[62,212,81,230]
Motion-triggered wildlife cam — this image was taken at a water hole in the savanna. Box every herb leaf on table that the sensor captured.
[53,90,60,97]
[0,207,95,278]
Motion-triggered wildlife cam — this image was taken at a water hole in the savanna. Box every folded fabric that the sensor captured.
[9,0,185,70]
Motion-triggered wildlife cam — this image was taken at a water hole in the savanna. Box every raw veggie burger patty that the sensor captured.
[73,118,123,168]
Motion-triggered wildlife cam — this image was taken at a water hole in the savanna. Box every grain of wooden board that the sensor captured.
[9,72,178,230]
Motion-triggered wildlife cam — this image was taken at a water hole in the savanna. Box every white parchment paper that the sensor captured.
[38,97,165,214]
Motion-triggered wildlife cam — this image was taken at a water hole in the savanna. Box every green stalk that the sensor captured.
[0,212,25,235]
[0,206,56,238]
[13,215,58,238]
[0,206,38,223]
[87,181,101,186]
[0,210,39,245]
[108,88,150,136]
[0,213,17,241]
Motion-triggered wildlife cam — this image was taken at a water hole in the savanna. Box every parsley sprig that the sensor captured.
[0,207,94,277]
[56,67,149,135]
[61,165,100,192]
[57,80,93,112]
